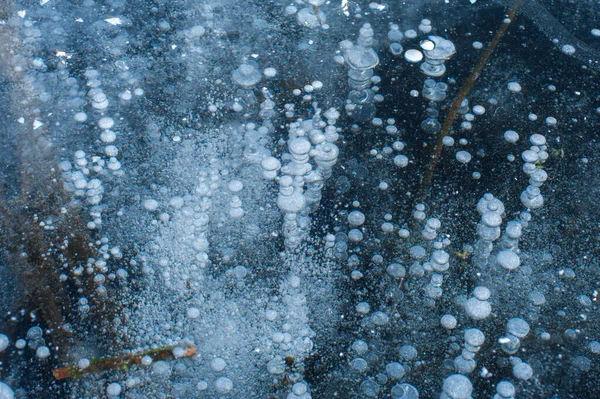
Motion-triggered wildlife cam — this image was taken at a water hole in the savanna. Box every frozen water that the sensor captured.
[0,0,599,398]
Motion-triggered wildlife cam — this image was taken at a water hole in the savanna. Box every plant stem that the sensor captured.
[52,345,197,380]
[418,0,525,201]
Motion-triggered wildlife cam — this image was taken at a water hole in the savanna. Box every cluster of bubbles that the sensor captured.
[0,0,599,398]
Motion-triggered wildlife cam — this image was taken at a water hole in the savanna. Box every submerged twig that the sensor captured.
[52,344,197,380]
[418,0,525,201]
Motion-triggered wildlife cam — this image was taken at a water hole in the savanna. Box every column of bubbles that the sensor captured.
[192,169,217,270]
[313,107,341,179]
[349,339,378,397]
[323,233,335,259]
[487,134,549,273]
[242,121,272,165]
[248,80,280,160]
[259,88,277,120]
[276,272,315,399]
[423,78,449,103]
[472,193,505,268]
[231,61,262,113]
[421,104,443,135]
[86,68,125,175]
[420,36,456,77]
[99,116,123,174]
[457,98,471,126]
[497,220,523,253]
[454,328,485,374]
[419,18,433,34]
[464,286,493,321]
[387,23,405,56]
[331,230,350,263]
[421,79,449,137]
[346,207,374,338]
[525,288,547,324]
[422,219,452,304]
[227,179,244,220]
[59,151,104,230]
[341,23,380,122]
[520,133,548,210]
[304,160,326,213]
[261,156,281,180]
[276,107,341,250]
[74,246,103,302]
[59,152,93,205]
[404,205,429,282]
[86,69,109,111]
[392,142,410,169]
[256,78,284,182]
[265,106,333,398]
[153,167,218,291]
[492,209,531,272]
[279,132,312,249]
[498,317,530,355]
[439,313,462,380]
[418,36,454,135]
[347,209,366,265]
[91,242,123,298]
[61,68,127,230]
[237,117,277,221]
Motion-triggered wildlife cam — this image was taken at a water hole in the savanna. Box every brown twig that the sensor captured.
[52,345,197,380]
[418,0,525,201]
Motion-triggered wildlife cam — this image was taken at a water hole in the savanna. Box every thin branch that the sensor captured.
[52,344,197,380]
[418,0,525,201]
